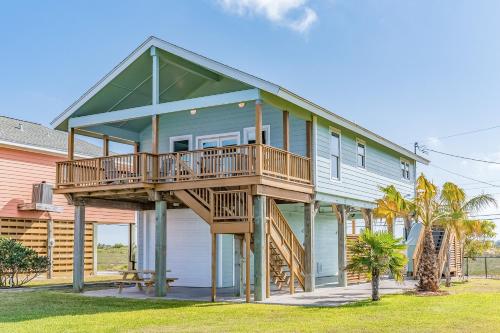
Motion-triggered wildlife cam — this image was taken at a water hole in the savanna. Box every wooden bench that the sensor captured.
[145,278,179,295]
[114,279,144,293]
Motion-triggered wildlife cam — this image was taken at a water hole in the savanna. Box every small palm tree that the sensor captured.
[346,230,407,301]
[374,185,413,237]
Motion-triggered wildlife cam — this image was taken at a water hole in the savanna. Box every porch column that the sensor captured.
[245,232,251,303]
[306,120,312,159]
[151,46,160,105]
[255,100,263,145]
[234,235,244,297]
[283,110,289,150]
[304,202,316,292]
[155,199,167,297]
[73,202,85,292]
[68,127,75,160]
[103,135,109,156]
[253,195,266,301]
[361,208,373,231]
[333,204,348,287]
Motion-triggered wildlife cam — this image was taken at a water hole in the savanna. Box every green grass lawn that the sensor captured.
[1,279,499,333]
[97,245,128,271]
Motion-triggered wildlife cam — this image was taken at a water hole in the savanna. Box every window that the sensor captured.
[330,130,341,179]
[401,159,410,180]
[196,132,240,149]
[169,135,192,152]
[357,141,366,168]
[243,126,270,145]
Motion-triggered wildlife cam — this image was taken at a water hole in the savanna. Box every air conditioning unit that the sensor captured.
[32,182,53,205]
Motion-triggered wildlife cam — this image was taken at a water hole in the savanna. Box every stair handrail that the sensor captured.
[437,228,451,277]
[412,224,425,274]
[267,199,306,275]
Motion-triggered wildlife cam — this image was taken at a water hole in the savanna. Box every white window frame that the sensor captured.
[195,131,241,149]
[169,134,193,152]
[400,158,411,181]
[356,138,366,169]
[329,127,342,181]
[243,125,270,145]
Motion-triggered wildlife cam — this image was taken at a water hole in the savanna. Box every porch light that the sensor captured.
[238,102,246,108]
[190,109,197,115]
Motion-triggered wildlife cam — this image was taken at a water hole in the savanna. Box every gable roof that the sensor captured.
[0,116,102,157]
[51,36,429,164]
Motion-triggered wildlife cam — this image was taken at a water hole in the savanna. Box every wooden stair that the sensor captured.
[174,189,305,292]
[266,199,305,292]
[413,226,453,278]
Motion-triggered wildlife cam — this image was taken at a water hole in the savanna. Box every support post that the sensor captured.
[103,135,109,156]
[211,233,217,302]
[154,199,167,297]
[245,232,251,302]
[283,110,289,151]
[47,217,54,279]
[266,228,271,298]
[333,204,348,287]
[128,223,137,270]
[304,202,316,292]
[68,127,75,160]
[73,202,85,292]
[306,120,312,159]
[136,211,144,273]
[255,100,263,145]
[92,223,98,275]
[151,46,160,105]
[152,115,159,155]
[253,195,266,301]
[234,235,244,297]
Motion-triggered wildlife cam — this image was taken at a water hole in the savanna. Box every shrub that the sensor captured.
[0,237,49,288]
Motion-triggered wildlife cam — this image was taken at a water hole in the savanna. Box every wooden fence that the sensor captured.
[0,218,94,276]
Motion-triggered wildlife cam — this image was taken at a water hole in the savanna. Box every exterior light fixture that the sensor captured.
[238,102,246,108]
[190,109,197,115]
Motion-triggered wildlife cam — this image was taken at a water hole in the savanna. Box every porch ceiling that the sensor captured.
[63,49,251,132]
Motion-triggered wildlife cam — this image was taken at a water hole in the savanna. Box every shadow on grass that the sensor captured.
[0,290,227,323]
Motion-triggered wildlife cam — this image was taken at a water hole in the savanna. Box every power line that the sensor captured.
[428,164,500,188]
[420,147,500,165]
[414,124,500,144]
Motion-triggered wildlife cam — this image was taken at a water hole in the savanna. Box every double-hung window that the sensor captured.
[357,141,366,168]
[330,130,341,180]
[401,159,410,180]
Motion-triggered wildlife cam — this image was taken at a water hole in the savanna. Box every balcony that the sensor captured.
[55,144,312,197]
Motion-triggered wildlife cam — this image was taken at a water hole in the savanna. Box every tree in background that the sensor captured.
[439,182,497,286]
[347,230,407,301]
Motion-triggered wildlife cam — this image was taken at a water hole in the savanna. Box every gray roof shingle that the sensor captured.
[0,116,102,157]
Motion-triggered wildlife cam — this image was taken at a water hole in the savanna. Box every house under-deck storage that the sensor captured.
[51,36,428,302]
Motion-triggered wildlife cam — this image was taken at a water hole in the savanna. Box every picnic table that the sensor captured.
[115,270,178,294]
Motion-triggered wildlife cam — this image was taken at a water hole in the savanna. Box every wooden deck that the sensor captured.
[55,144,313,203]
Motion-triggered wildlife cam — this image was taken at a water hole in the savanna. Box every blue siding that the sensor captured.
[315,117,415,203]
[139,102,306,156]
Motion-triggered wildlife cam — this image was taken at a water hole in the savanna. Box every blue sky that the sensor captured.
[1,0,500,241]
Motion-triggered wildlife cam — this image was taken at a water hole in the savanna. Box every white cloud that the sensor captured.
[216,0,318,33]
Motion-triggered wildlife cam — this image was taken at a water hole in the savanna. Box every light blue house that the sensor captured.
[52,36,429,302]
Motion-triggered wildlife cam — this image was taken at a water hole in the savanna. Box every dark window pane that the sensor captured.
[173,140,189,152]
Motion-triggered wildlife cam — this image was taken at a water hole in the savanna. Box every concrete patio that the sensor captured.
[82,279,416,307]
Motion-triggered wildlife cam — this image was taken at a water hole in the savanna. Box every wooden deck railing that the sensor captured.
[211,190,251,222]
[56,144,312,188]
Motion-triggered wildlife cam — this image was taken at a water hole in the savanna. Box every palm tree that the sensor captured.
[439,182,496,286]
[374,185,413,236]
[347,230,407,301]
[413,174,446,292]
